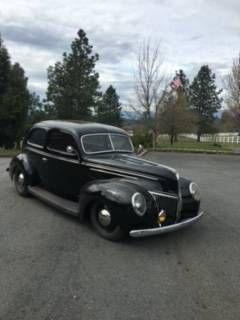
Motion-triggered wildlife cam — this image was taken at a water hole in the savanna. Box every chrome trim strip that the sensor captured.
[108,133,115,150]
[26,146,79,164]
[46,146,74,156]
[125,154,178,175]
[83,162,158,181]
[149,191,178,200]
[176,172,182,221]
[27,141,44,149]
[89,168,137,179]
[129,211,204,238]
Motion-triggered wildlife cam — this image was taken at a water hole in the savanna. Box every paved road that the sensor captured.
[0,153,240,320]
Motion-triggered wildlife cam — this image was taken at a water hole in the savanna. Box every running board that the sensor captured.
[28,186,79,216]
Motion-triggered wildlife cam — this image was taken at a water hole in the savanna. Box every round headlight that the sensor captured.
[189,182,201,201]
[131,192,147,216]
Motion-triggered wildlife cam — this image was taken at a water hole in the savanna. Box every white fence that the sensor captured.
[201,135,240,144]
[159,132,240,144]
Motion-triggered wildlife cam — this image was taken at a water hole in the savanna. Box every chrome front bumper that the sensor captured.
[129,210,204,238]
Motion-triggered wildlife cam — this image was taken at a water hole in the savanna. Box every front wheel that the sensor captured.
[13,167,29,197]
[90,202,127,241]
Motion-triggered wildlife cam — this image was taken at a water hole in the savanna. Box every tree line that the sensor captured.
[132,42,225,146]
[0,37,29,148]
[0,29,239,148]
[0,29,121,148]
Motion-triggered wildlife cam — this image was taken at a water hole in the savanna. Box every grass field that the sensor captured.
[0,149,19,157]
[1,140,240,157]
[155,139,240,154]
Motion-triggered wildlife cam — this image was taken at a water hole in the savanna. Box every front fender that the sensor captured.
[79,178,155,228]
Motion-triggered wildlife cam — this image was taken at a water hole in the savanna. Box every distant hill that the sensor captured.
[121,110,141,120]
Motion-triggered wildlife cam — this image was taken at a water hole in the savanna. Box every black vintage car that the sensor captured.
[8,121,203,241]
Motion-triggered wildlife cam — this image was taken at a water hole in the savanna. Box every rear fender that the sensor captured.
[9,153,35,185]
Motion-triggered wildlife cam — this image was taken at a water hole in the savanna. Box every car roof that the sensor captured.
[33,120,127,136]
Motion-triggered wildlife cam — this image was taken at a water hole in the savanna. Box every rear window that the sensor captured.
[27,128,46,147]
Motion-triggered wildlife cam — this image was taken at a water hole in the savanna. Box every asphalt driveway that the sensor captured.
[0,153,240,320]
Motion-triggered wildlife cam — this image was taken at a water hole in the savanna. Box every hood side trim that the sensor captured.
[83,162,159,181]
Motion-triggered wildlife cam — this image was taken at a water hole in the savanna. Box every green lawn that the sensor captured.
[1,141,240,157]
[155,140,240,154]
[0,148,20,157]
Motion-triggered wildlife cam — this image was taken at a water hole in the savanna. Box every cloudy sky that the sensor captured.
[0,0,239,104]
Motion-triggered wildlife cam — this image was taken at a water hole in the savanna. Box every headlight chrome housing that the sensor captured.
[189,182,201,201]
[131,192,147,216]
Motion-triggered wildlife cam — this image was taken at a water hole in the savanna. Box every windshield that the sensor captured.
[81,134,134,154]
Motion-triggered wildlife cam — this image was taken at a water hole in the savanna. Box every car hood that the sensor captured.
[84,153,179,192]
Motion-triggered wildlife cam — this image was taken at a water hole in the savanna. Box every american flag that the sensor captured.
[170,77,182,90]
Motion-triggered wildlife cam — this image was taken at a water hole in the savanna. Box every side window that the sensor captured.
[47,130,77,155]
[27,128,46,148]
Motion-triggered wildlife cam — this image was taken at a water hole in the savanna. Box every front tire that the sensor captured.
[13,167,29,197]
[90,201,127,241]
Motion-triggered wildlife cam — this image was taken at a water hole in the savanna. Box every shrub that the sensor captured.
[132,131,152,148]
[213,142,222,148]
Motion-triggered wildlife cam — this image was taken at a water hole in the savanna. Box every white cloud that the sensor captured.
[0,0,239,103]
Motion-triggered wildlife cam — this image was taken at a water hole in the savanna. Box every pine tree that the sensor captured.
[27,93,46,127]
[2,63,30,147]
[0,38,30,148]
[46,29,100,120]
[190,65,222,141]
[177,69,189,93]
[0,36,10,97]
[97,85,122,126]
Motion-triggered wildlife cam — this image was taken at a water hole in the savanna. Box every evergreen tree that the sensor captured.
[177,69,189,93]
[27,93,47,127]
[2,63,30,148]
[0,36,11,147]
[190,65,222,141]
[0,36,10,97]
[46,29,100,120]
[0,37,30,148]
[97,85,122,126]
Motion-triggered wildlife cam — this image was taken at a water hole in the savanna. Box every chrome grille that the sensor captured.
[149,191,179,224]
[150,192,163,211]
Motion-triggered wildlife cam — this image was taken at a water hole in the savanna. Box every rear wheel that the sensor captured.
[13,167,29,197]
[90,201,127,241]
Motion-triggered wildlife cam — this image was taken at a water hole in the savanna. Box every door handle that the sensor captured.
[42,157,48,162]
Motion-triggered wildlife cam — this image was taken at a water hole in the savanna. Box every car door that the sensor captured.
[42,129,88,200]
[25,127,48,185]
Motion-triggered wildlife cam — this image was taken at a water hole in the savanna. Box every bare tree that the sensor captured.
[220,108,240,132]
[225,54,240,109]
[132,40,168,147]
[159,91,198,145]
[223,54,240,131]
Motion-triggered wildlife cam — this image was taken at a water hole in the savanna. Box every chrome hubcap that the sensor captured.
[16,172,25,192]
[18,173,25,185]
[98,208,111,227]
